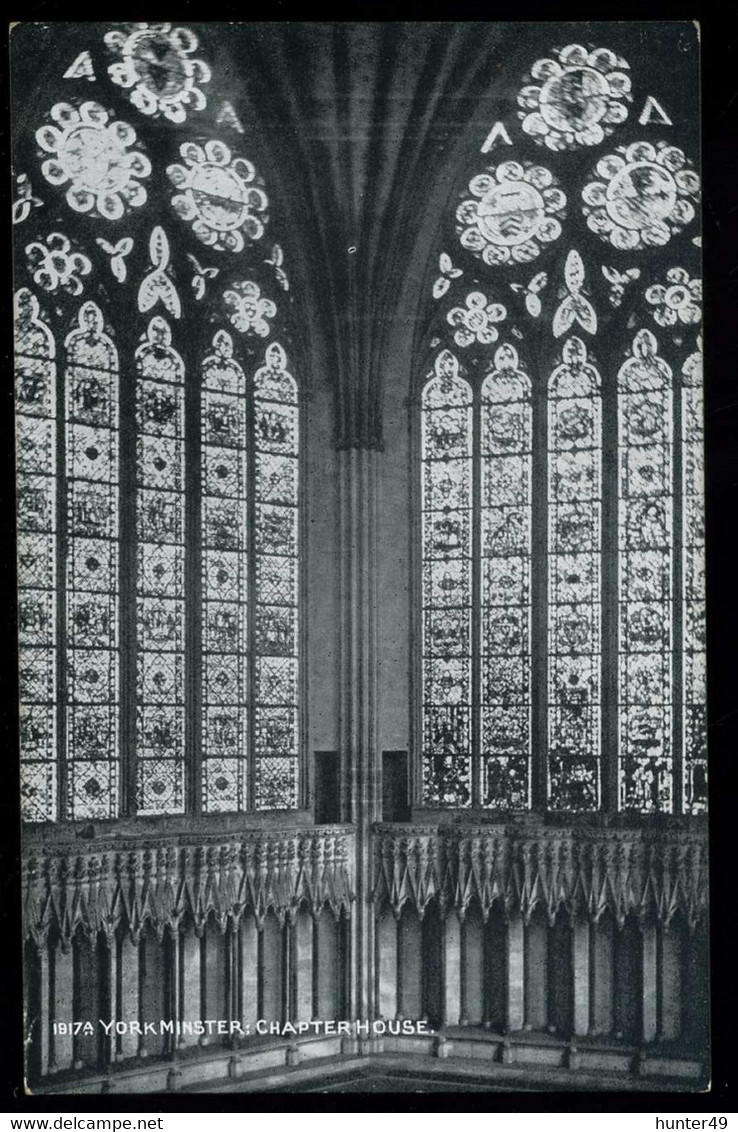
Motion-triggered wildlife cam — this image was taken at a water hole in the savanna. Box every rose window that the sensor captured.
[456,161,566,266]
[582,142,700,249]
[518,44,631,150]
[36,102,151,220]
[645,268,702,327]
[105,23,211,123]
[167,140,269,252]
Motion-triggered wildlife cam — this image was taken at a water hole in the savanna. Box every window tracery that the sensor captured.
[13,22,302,821]
[420,36,703,815]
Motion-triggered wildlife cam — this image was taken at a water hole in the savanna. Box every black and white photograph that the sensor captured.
[9,19,715,1099]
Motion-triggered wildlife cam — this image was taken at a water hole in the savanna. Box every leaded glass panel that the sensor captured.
[201,331,248,812]
[548,338,602,811]
[480,344,532,809]
[682,339,706,813]
[253,343,299,809]
[618,330,673,813]
[135,317,185,815]
[64,301,120,820]
[421,350,472,806]
[15,290,58,821]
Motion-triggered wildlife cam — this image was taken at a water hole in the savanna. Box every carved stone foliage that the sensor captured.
[372,825,707,931]
[22,827,355,948]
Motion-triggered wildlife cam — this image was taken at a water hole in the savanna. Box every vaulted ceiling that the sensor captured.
[217,22,519,446]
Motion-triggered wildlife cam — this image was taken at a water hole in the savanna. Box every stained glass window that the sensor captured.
[547,338,602,811]
[480,345,532,809]
[135,317,186,815]
[618,330,673,813]
[201,330,249,812]
[253,343,299,810]
[64,302,120,819]
[12,23,302,823]
[682,340,706,814]
[15,289,58,822]
[416,36,703,818]
[421,350,473,807]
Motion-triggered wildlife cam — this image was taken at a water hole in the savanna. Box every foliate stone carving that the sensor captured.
[372,825,707,931]
[22,827,354,947]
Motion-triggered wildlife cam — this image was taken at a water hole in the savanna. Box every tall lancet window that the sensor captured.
[618,330,673,813]
[13,22,303,821]
[421,351,473,807]
[135,316,186,815]
[415,34,703,817]
[200,330,249,813]
[548,338,602,811]
[15,290,58,822]
[481,345,532,809]
[253,343,300,810]
[65,302,120,819]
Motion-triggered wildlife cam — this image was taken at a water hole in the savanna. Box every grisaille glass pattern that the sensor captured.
[421,350,473,807]
[65,302,120,819]
[618,330,673,813]
[15,289,58,822]
[135,316,185,815]
[253,342,299,809]
[682,340,707,813]
[548,337,602,811]
[480,344,532,808]
[201,330,249,812]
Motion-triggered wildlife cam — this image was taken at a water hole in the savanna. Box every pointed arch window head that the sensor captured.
[417,31,703,819]
[13,22,303,823]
